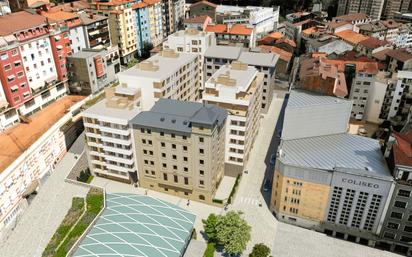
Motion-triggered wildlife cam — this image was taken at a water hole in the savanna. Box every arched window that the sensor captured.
[199,195,205,200]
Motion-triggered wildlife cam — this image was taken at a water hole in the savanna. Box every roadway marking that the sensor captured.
[240,196,260,206]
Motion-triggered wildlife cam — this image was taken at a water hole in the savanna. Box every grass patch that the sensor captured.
[203,242,216,257]
[86,175,94,184]
[84,93,105,108]
[42,198,85,257]
[42,188,104,257]
[227,174,241,204]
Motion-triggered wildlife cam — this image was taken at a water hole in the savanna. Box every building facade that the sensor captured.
[203,62,263,175]
[83,86,141,183]
[337,0,385,20]
[131,98,227,203]
[118,49,201,110]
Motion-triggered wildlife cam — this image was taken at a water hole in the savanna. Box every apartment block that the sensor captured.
[378,128,412,255]
[83,86,141,183]
[206,24,255,48]
[381,0,411,20]
[271,90,393,246]
[131,98,227,203]
[215,5,280,35]
[79,13,111,51]
[163,29,216,85]
[203,62,263,175]
[118,49,201,110]
[204,45,242,81]
[337,0,385,20]
[68,47,121,95]
[238,51,278,112]
[90,0,137,63]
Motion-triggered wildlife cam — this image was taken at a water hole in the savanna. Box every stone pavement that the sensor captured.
[0,134,89,257]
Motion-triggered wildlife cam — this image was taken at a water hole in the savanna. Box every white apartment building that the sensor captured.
[0,96,85,236]
[68,26,87,53]
[118,49,201,110]
[163,29,216,85]
[203,61,263,175]
[394,23,412,48]
[381,70,412,125]
[20,37,58,92]
[204,45,242,81]
[83,86,141,183]
[215,5,280,36]
[238,51,278,112]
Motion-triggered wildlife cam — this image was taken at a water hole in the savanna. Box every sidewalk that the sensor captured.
[0,134,89,257]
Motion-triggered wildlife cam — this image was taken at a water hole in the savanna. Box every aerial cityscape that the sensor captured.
[1,0,412,256]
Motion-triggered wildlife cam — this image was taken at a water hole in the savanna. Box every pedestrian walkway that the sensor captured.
[239,196,260,206]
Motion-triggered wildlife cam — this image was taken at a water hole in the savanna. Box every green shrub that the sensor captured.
[212,199,223,204]
[203,242,216,257]
[227,174,241,204]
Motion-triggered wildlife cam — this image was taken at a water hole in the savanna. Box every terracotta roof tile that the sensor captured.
[393,131,412,167]
[205,24,253,35]
[41,10,79,22]
[386,48,412,62]
[334,13,370,22]
[335,29,369,45]
[205,24,227,33]
[0,11,47,36]
[358,37,389,49]
[258,45,292,62]
[190,0,217,9]
[372,48,392,61]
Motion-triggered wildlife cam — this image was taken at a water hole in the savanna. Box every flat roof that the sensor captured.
[73,193,196,257]
[82,97,141,122]
[204,45,243,59]
[287,90,351,108]
[0,95,85,173]
[119,52,198,81]
[238,51,279,67]
[280,133,391,179]
[131,99,227,133]
[209,63,258,92]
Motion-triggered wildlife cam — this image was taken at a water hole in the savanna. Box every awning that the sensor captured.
[23,180,39,197]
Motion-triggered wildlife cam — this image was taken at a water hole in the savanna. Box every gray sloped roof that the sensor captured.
[131,99,227,133]
[238,51,279,67]
[204,45,243,59]
[279,133,392,180]
[287,90,351,108]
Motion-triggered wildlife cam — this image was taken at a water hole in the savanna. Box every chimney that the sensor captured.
[70,2,74,7]
[90,13,94,19]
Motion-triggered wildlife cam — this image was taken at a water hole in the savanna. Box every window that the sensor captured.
[199,180,204,185]
[199,137,204,143]
[405,226,412,232]
[183,157,188,162]
[171,133,175,138]
[160,132,164,136]
[163,173,168,181]
[394,201,407,209]
[384,232,395,239]
[174,175,178,183]
[184,167,188,172]
[200,170,204,176]
[173,165,177,170]
[161,142,165,147]
[172,144,176,149]
[183,146,188,151]
[387,222,399,229]
[398,189,410,197]
[199,195,205,200]
[390,212,403,219]
[184,177,189,185]
[172,155,177,160]
[199,159,204,165]
[162,153,166,158]
[199,148,204,154]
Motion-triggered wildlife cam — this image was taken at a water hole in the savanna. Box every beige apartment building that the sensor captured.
[118,49,201,110]
[90,1,137,63]
[83,86,142,183]
[131,99,227,203]
[203,61,263,175]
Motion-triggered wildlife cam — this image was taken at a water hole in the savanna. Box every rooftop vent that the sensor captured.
[171,119,176,123]
[183,120,188,125]
[160,117,165,122]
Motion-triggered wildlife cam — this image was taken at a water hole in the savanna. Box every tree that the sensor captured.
[249,243,271,257]
[140,42,154,59]
[202,213,219,242]
[215,211,251,256]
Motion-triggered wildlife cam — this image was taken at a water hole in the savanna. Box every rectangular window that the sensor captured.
[163,173,168,181]
[398,189,410,197]
[394,201,407,209]
[390,212,403,219]
[184,177,189,185]
[174,175,178,183]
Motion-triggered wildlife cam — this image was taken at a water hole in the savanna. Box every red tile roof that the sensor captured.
[258,45,292,62]
[386,48,412,62]
[372,48,392,61]
[190,0,217,9]
[358,37,389,49]
[0,11,47,36]
[393,131,412,167]
[41,10,79,22]
[205,24,253,35]
[335,30,369,45]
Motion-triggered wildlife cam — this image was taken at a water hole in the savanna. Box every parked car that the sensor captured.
[270,154,276,166]
[263,178,272,192]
